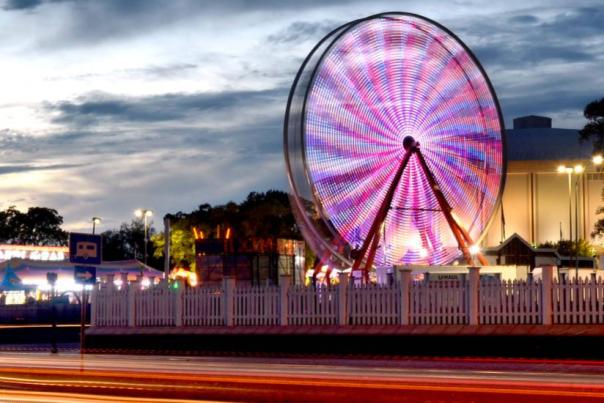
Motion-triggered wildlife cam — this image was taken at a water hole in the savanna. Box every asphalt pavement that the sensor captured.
[1,352,604,402]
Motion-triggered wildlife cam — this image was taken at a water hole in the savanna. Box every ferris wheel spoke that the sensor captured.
[348,27,406,137]
[318,57,399,142]
[286,13,505,268]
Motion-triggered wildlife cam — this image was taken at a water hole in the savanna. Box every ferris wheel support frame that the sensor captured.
[351,137,489,281]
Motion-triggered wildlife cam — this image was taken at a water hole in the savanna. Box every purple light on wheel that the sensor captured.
[284,13,505,267]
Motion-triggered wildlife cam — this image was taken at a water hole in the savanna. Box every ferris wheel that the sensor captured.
[284,13,505,278]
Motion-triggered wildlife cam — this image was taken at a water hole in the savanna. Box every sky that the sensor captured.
[0,0,602,233]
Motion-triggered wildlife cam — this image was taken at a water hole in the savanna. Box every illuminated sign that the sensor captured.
[0,244,68,262]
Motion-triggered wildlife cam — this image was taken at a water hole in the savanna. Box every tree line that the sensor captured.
[0,190,300,270]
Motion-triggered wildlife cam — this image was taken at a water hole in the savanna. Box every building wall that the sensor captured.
[484,161,604,248]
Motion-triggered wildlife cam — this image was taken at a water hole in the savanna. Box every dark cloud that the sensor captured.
[45,88,286,126]
[541,7,603,38]
[0,162,85,175]
[444,6,604,127]
[508,14,538,24]
[2,0,43,10]
[500,89,597,122]
[459,7,603,67]
[140,63,197,78]
[267,20,340,44]
[473,43,594,66]
[2,0,364,47]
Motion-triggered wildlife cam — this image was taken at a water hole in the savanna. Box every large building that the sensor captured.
[483,116,603,249]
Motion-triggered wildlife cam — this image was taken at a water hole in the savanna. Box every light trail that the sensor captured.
[1,353,604,401]
[0,390,212,403]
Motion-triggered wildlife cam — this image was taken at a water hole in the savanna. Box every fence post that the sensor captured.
[280,276,291,326]
[468,266,480,325]
[106,274,114,289]
[89,284,98,327]
[398,266,412,325]
[127,282,136,327]
[223,276,236,326]
[541,265,554,325]
[175,279,184,327]
[338,272,349,326]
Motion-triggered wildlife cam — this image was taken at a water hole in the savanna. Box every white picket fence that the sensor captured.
[480,279,542,325]
[134,283,176,327]
[91,270,604,328]
[410,280,467,325]
[234,286,280,326]
[93,286,128,327]
[183,286,223,326]
[288,285,338,325]
[348,284,399,325]
[553,277,604,324]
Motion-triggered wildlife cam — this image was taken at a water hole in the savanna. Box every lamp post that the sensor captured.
[558,164,585,279]
[558,165,576,277]
[574,165,584,280]
[135,209,153,265]
[91,217,101,235]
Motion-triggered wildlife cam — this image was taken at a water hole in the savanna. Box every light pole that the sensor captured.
[92,217,101,234]
[558,157,602,280]
[135,209,153,265]
[558,165,583,278]
[574,165,584,280]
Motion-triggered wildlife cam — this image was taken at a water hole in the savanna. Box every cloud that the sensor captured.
[2,0,604,231]
[508,14,538,24]
[43,88,286,128]
[2,0,43,10]
[0,162,85,175]
[267,20,340,44]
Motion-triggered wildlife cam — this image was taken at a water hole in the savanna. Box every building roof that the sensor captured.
[484,233,559,257]
[506,125,592,161]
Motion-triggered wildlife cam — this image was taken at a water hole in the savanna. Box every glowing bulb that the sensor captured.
[574,164,584,174]
[593,155,603,166]
[557,165,567,174]
[469,244,480,255]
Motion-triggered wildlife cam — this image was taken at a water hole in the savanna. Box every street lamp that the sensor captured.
[135,209,153,265]
[469,244,481,256]
[557,164,584,279]
[91,217,101,234]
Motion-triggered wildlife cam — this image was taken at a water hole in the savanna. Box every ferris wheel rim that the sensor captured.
[284,12,507,266]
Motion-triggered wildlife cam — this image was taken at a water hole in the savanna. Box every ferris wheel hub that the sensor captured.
[402,136,417,151]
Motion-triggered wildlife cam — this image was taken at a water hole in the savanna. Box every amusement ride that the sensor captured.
[284,13,506,282]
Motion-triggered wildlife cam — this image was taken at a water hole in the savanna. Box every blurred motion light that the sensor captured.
[469,244,481,256]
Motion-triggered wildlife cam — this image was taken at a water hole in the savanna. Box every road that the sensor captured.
[1,352,604,402]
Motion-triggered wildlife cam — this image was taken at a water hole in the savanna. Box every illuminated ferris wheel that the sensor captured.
[284,13,505,278]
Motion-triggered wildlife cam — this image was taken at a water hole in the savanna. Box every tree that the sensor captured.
[151,190,303,270]
[579,97,604,151]
[101,219,159,265]
[0,206,67,246]
[579,98,604,239]
[538,239,595,257]
[151,218,196,269]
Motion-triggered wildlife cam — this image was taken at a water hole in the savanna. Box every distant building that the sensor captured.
[483,116,603,252]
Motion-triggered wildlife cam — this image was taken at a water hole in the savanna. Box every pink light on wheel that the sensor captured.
[284,13,505,267]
